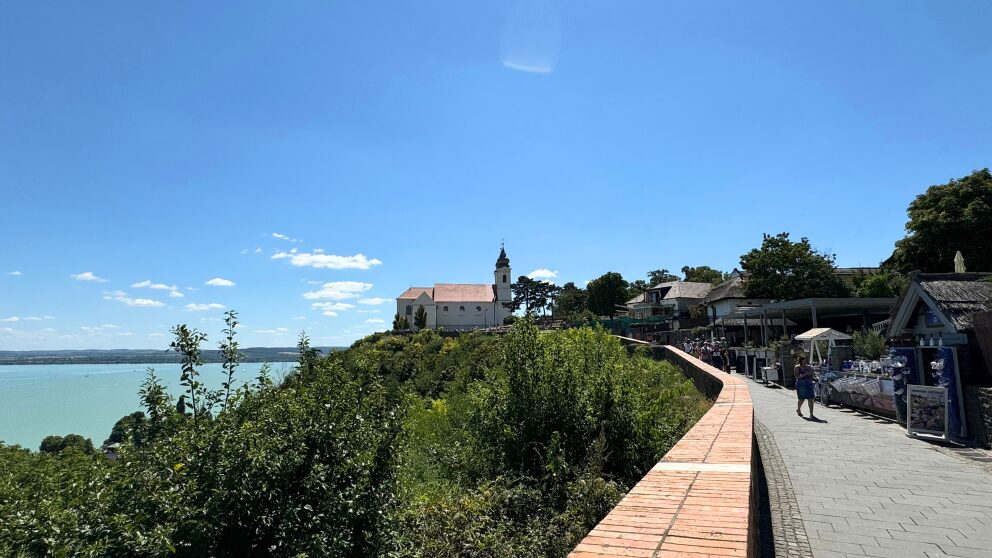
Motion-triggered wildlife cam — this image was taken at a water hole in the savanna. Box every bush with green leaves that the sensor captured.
[0,315,708,557]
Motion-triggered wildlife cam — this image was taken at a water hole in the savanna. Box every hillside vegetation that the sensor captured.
[0,316,708,557]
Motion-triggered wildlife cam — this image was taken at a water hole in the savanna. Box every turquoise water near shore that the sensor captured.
[0,362,296,449]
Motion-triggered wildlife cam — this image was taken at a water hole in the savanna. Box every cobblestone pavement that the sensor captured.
[747,378,992,558]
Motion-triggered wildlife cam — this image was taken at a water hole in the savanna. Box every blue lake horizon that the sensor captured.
[0,362,296,450]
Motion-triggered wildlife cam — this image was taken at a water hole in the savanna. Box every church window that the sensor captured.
[502,274,507,283]
[443,306,448,312]
[459,305,465,312]
[405,305,412,315]
[475,306,482,312]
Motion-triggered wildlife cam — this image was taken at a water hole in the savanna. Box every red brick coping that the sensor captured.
[569,345,756,558]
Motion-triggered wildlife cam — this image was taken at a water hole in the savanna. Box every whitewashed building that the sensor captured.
[396,247,514,331]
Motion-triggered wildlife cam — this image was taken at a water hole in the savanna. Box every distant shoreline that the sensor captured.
[0,347,340,366]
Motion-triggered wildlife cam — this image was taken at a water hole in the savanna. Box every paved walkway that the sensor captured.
[748,377,992,558]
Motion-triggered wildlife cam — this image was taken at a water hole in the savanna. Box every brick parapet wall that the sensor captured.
[570,343,757,558]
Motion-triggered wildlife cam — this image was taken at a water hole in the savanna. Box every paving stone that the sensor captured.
[748,377,992,558]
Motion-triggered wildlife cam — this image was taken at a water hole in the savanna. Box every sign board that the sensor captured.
[906,385,949,440]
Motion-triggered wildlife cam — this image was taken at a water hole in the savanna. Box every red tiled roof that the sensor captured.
[397,287,433,300]
[433,283,495,303]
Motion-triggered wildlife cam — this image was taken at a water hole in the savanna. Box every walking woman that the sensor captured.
[795,356,816,418]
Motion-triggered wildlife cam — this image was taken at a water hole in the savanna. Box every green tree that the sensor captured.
[681,265,727,284]
[414,305,428,329]
[103,412,147,447]
[393,313,410,330]
[39,434,95,455]
[169,324,208,426]
[219,310,241,408]
[885,168,992,273]
[554,282,588,320]
[740,232,850,300]
[646,269,678,285]
[586,272,629,318]
[852,272,900,298]
[627,279,650,298]
[509,275,540,313]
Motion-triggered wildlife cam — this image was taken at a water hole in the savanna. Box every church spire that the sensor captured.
[495,243,510,269]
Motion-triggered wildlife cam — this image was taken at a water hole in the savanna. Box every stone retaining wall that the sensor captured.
[569,343,757,557]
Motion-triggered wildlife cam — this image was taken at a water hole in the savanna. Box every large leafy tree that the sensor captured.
[740,233,849,300]
[885,168,992,273]
[681,266,726,285]
[586,272,629,318]
[646,269,679,285]
[553,282,588,320]
[508,275,539,313]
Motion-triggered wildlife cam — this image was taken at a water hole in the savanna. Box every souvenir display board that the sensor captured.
[906,385,949,439]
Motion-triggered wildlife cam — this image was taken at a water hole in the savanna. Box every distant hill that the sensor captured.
[0,347,342,366]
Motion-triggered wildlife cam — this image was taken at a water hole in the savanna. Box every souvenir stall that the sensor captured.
[792,328,898,417]
[884,270,987,439]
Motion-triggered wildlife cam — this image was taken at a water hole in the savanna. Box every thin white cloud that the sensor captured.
[527,268,559,280]
[303,281,372,300]
[81,324,120,334]
[358,297,389,305]
[241,248,248,255]
[6,271,21,276]
[272,251,382,270]
[293,316,307,320]
[1,316,18,322]
[185,303,226,312]
[71,271,107,282]
[103,290,165,308]
[365,318,385,324]
[133,280,184,298]
[356,309,381,314]
[311,302,355,316]
[3,316,46,322]
[255,327,290,334]
[205,277,236,287]
[272,232,302,243]
[253,247,262,254]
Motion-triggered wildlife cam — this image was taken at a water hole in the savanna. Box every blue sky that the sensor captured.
[2,1,991,350]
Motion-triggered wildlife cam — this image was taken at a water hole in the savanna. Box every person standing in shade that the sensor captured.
[795,356,816,418]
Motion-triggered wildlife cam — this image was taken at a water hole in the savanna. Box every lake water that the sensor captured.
[0,362,297,449]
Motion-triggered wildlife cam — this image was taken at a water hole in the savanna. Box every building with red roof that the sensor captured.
[396,247,513,330]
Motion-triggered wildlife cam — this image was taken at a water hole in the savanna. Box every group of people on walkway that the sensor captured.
[682,338,730,372]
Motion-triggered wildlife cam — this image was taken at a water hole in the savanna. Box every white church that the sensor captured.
[396,246,514,331]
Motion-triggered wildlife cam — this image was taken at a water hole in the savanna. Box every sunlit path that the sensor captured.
[749,377,992,558]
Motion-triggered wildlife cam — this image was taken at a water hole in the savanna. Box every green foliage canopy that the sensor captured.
[740,232,849,300]
[586,272,629,318]
[886,169,992,273]
[681,265,727,285]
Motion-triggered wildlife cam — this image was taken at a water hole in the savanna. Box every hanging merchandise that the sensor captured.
[935,346,966,438]
[886,349,910,423]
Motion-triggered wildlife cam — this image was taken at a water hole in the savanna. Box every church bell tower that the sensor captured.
[494,244,512,302]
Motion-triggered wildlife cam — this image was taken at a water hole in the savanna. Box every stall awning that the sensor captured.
[794,328,852,342]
